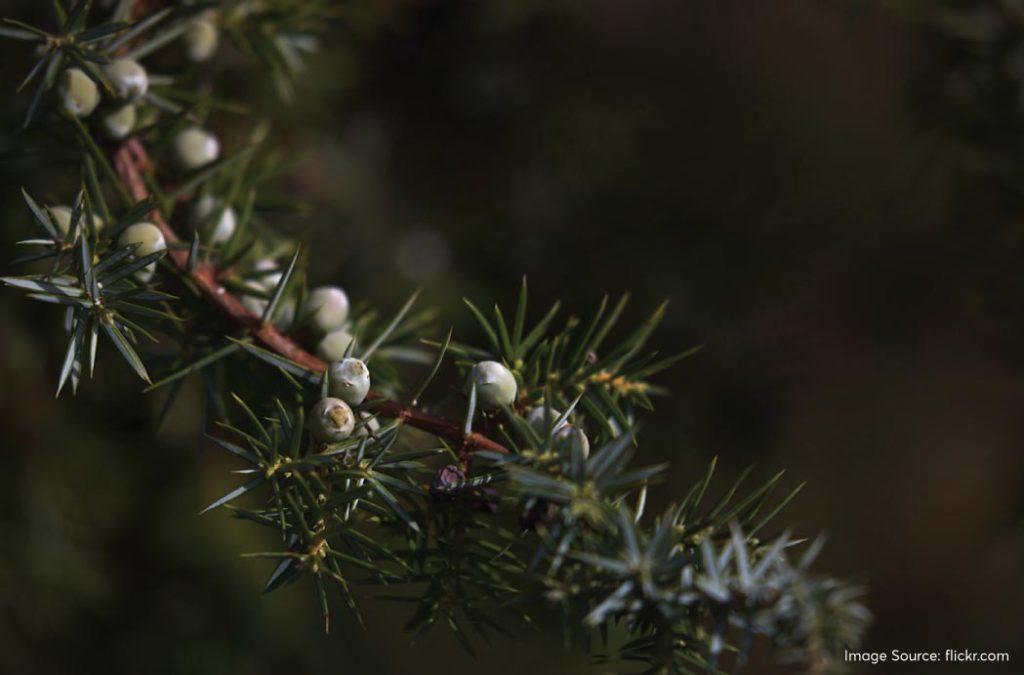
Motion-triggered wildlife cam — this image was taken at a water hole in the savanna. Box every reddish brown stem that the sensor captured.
[112,138,507,455]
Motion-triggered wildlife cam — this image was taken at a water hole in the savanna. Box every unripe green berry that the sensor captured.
[58,68,100,117]
[309,397,355,443]
[118,222,166,282]
[99,104,136,140]
[316,328,354,363]
[302,286,350,334]
[102,59,148,101]
[184,18,220,62]
[193,195,236,244]
[173,126,220,170]
[49,205,104,237]
[466,360,517,409]
[328,357,370,406]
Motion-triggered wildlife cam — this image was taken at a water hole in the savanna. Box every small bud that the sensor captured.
[466,360,517,409]
[102,59,148,101]
[173,126,220,171]
[316,328,354,363]
[58,68,100,117]
[193,195,236,244]
[48,205,104,237]
[430,465,499,512]
[302,286,350,334]
[309,397,355,443]
[184,18,220,62]
[430,464,466,497]
[328,357,370,406]
[98,103,136,140]
[118,222,166,282]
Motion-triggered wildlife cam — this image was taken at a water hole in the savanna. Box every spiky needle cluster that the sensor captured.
[0,2,868,673]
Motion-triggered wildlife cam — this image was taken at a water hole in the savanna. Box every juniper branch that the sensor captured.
[0,1,868,669]
[111,137,509,455]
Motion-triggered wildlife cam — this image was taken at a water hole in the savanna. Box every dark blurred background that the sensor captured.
[1,1,1023,673]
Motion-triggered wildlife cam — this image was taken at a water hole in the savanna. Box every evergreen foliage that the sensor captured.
[1,2,868,672]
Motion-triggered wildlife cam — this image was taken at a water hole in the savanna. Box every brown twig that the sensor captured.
[112,138,508,455]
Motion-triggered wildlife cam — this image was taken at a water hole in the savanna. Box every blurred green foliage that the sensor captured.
[1,0,1021,673]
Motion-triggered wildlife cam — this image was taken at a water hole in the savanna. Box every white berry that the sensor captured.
[184,18,220,62]
[309,397,355,443]
[193,195,236,244]
[99,103,136,140]
[526,406,569,437]
[48,205,104,237]
[239,260,287,318]
[466,361,517,409]
[316,329,354,363]
[556,426,590,459]
[118,222,166,282]
[302,286,349,334]
[173,126,220,170]
[103,59,148,101]
[58,68,100,117]
[328,357,370,406]
[249,258,282,291]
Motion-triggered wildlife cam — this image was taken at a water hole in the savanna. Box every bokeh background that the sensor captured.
[1,1,1023,673]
